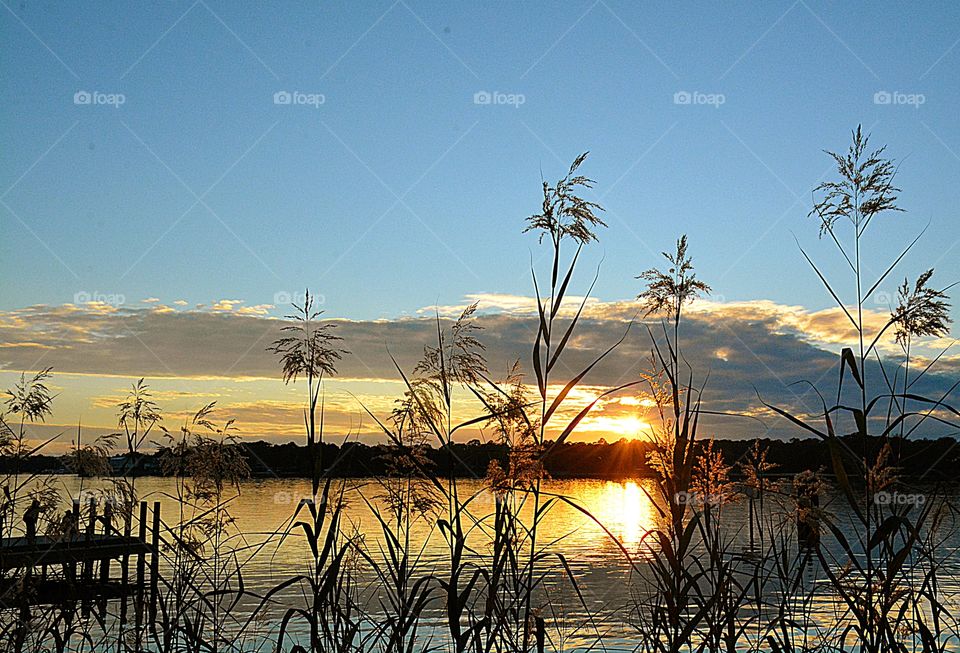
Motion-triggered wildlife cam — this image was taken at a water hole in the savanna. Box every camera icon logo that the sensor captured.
[473,91,492,105]
[74,90,92,105]
[73,290,92,304]
[874,91,892,105]
[673,91,692,105]
[273,290,292,304]
[274,91,292,105]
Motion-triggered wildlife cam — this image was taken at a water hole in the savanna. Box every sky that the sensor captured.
[2,1,959,449]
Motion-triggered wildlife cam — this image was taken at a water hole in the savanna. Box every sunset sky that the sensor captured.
[2,1,959,449]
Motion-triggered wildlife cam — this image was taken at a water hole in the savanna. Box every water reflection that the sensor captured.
[15,475,960,652]
[590,479,659,552]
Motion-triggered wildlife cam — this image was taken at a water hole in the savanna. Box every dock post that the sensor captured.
[69,499,80,582]
[100,502,112,583]
[83,498,96,583]
[135,501,147,632]
[117,502,132,647]
[149,501,160,621]
[96,501,112,620]
[119,503,131,628]
[81,498,96,617]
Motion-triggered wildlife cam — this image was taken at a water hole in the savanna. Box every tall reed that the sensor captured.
[763,125,959,652]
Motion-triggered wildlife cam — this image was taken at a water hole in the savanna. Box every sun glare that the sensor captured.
[598,480,656,550]
[584,415,653,441]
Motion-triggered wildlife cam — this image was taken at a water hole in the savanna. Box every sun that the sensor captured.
[581,415,654,441]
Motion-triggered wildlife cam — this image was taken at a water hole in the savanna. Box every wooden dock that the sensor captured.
[0,535,150,570]
[0,499,160,614]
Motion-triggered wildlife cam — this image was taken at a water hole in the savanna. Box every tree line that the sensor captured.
[4,434,959,482]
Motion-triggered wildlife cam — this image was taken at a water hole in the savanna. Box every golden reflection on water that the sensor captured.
[35,476,667,556]
[591,479,659,551]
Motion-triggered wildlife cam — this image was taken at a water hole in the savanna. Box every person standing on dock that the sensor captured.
[23,499,41,543]
[57,509,79,540]
[0,484,10,538]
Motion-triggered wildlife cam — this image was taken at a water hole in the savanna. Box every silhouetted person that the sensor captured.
[0,484,11,538]
[58,510,79,540]
[23,499,41,543]
[55,510,80,581]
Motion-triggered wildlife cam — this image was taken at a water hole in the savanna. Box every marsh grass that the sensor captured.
[1,134,958,653]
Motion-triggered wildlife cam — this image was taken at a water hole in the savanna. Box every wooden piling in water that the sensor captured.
[83,498,96,583]
[135,501,147,631]
[69,500,80,582]
[535,615,545,653]
[96,501,112,619]
[149,501,160,621]
[119,504,131,627]
[81,498,97,617]
[100,502,112,584]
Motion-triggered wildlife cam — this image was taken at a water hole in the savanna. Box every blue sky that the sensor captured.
[2,2,960,446]
[3,0,959,319]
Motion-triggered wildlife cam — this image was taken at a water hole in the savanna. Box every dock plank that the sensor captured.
[0,536,151,570]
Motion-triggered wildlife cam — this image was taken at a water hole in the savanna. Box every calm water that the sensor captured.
[13,475,960,651]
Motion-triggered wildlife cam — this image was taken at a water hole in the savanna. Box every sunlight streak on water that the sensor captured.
[594,480,658,551]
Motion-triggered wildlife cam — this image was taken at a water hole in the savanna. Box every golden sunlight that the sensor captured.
[581,415,654,441]
[595,480,657,550]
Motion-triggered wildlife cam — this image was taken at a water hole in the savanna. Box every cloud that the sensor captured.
[210,299,246,312]
[429,292,601,318]
[0,297,956,442]
[89,388,220,410]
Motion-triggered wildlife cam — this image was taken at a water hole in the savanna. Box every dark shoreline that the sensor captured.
[6,435,959,483]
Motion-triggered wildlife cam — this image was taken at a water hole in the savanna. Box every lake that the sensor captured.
[8,475,960,651]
